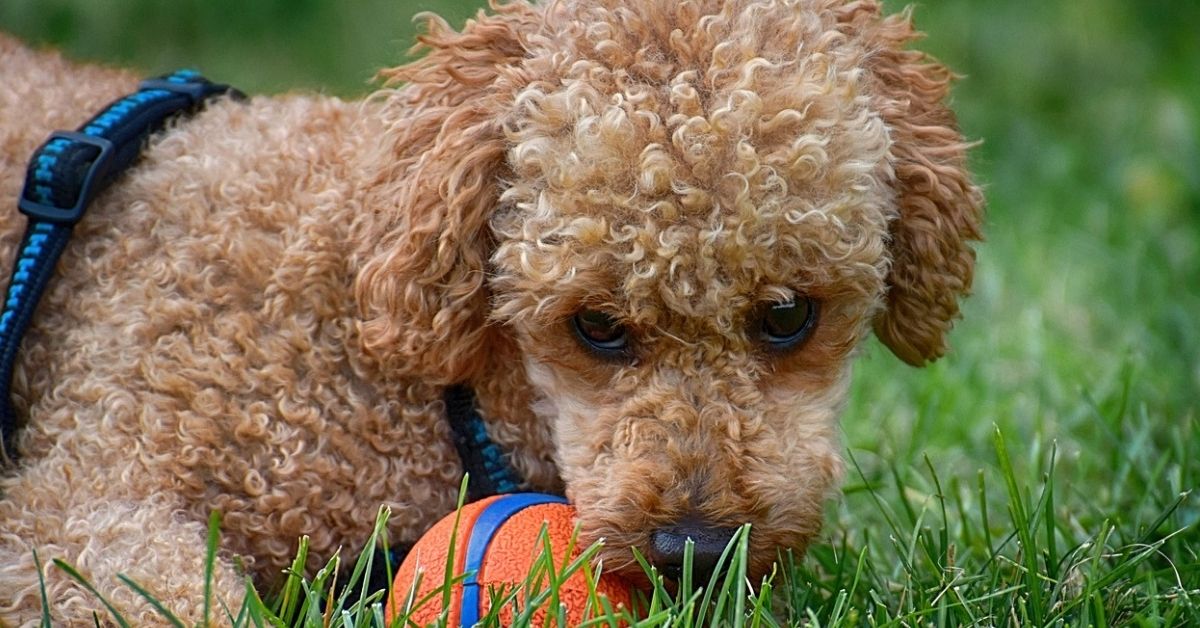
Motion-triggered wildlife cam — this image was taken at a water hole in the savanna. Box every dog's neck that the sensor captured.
[464,335,564,495]
[340,99,562,496]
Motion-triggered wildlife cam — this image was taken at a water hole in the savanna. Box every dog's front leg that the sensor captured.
[0,462,245,626]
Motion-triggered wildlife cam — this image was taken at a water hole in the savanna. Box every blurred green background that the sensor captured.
[3,0,1198,556]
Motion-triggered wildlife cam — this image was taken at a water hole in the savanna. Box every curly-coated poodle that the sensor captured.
[0,0,981,622]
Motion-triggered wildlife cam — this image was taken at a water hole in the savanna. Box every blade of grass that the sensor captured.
[440,476,472,624]
[115,575,186,628]
[275,535,310,625]
[33,548,52,628]
[994,426,1043,624]
[203,510,222,628]
[52,559,131,628]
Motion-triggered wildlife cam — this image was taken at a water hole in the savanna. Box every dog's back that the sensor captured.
[0,35,467,623]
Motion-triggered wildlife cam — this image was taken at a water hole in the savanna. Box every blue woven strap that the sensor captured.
[445,385,528,500]
[0,70,241,461]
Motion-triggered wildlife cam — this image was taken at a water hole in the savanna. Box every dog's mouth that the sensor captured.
[581,519,788,589]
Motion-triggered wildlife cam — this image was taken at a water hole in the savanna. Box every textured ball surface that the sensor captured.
[385,493,634,626]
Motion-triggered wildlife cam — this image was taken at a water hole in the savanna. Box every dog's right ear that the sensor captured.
[354,3,537,383]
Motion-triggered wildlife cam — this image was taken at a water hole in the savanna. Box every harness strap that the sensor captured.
[444,385,524,501]
[1,70,241,461]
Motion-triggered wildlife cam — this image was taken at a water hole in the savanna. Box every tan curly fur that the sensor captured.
[0,0,980,622]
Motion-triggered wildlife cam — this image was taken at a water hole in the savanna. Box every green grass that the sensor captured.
[4,0,1198,625]
[40,428,1197,626]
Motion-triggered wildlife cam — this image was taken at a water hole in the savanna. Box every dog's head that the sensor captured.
[356,0,981,580]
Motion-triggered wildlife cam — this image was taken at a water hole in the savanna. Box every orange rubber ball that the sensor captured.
[385,493,635,626]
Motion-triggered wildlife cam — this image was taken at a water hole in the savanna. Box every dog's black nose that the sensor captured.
[649,519,739,584]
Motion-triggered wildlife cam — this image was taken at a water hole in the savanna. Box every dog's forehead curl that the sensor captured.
[490,0,894,325]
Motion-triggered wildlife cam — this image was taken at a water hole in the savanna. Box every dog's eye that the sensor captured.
[759,298,818,350]
[572,309,628,354]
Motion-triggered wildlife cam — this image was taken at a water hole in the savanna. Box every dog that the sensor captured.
[0,0,981,622]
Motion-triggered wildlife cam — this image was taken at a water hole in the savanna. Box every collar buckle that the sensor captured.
[18,131,116,226]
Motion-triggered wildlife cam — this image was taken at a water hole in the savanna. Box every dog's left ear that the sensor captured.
[846,4,985,366]
[354,4,537,383]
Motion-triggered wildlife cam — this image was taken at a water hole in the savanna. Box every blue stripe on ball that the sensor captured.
[459,493,569,626]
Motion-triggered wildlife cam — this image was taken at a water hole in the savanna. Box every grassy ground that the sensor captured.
[3,0,1198,625]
